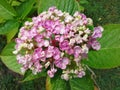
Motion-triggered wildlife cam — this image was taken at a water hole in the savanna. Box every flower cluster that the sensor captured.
[13,6,103,80]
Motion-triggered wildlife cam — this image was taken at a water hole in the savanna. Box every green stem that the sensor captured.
[86,65,100,90]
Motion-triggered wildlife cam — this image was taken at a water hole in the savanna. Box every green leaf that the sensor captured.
[16,0,35,19]
[46,72,69,90]
[0,0,16,19]
[77,0,89,12]
[0,17,5,24]
[11,1,21,6]
[0,42,23,75]
[0,20,19,36]
[38,0,80,15]
[6,21,19,43]
[22,69,46,82]
[0,16,5,23]
[46,71,94,90]
[79,5,84,12]
[85,24,120,69]
[69,73,94,90]
[79,0,89,5]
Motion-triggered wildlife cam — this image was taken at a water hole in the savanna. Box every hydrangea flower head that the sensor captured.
[13,6,103,80]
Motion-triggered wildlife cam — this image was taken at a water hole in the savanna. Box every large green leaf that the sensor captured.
[46,75,69,90]
[6,21,19,43]
[85,24,120,69]
[0,20,19,35]
[77,0,89,12]
[69,73,94,90]
[78,0,89,4]
[46,71,94,90]
[0,16,5,23]
[0,0,16,19]
[38,0,80,15]
[22,69,46,82]
[0,42,23,75]
[16,0,36,19]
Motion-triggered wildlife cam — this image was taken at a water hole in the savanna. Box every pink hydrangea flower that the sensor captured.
[73,46,82,58]
[13,6,103,80]
[46,46,54,58]
[54,57,69,69]
[91,39,101,50]
[47,68,57,78]
[77,71,85,78]
[88,38,101,50]
[59,40,70,51]
[53,47,61,60]
[92,26,103,38]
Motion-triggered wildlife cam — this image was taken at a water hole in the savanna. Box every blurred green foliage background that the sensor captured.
[0,0,120,90]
